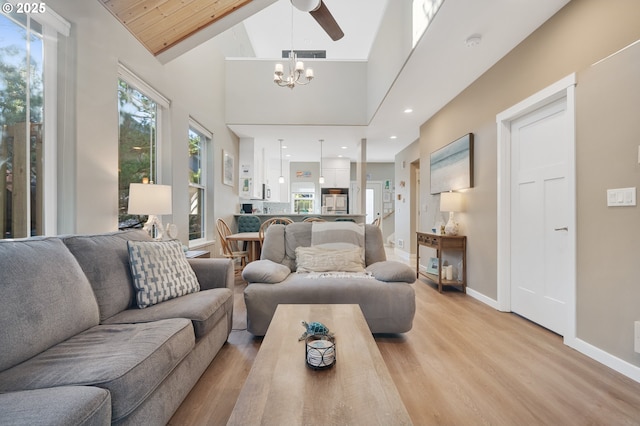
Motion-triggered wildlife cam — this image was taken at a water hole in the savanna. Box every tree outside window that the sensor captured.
[118,79,157,229]
[188,126,208,241]
[0,14,44,239]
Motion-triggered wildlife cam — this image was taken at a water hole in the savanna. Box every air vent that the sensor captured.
[282,50,326,59]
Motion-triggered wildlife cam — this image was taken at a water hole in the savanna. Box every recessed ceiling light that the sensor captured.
[404,108,413,113]
[285,154,291,157]
[282,145,287,149]
[390,135,398,140]
[341,146,347,149]
[338,155,343,158]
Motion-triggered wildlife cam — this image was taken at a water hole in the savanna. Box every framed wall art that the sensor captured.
[430,133,474,194]
[223,150,234,186]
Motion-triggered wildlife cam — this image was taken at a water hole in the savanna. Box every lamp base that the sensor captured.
[444,212,459,236]
[143,215,164,240]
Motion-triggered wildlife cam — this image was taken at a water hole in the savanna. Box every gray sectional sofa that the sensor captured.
[0,230,234,425]
[242,222,416,336]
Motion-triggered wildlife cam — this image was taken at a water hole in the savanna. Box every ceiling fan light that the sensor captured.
[291,0,321,13]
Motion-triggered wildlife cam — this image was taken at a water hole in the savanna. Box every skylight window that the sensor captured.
[412,0,445,48]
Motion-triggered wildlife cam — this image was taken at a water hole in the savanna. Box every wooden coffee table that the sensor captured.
[227,304,412,425]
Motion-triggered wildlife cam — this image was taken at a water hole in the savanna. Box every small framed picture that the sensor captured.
[426,257,439,275]
[223,150,234,186]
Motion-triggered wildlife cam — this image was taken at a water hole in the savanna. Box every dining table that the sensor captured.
[225,231,261,262]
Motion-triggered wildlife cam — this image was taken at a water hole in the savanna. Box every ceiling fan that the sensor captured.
[291,0,344,41]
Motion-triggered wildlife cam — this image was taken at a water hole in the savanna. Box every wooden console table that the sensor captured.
[416,232,467,293]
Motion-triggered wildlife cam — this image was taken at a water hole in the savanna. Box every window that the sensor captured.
[117,64,169,229]
[188,120,211,243]
[0,10,68,239]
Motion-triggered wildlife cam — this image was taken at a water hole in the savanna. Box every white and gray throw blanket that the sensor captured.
[301,271,375,279]
[310,221,365,250]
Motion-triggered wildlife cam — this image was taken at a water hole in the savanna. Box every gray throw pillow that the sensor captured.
[128,240,200,308]
[242,259,291,284]
[366,261,416,283]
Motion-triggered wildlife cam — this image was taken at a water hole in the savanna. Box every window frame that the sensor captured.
[0,7,69,237]
[117,63,170,229]
[187,118,212,247]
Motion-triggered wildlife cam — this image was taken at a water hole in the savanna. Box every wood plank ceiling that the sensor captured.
[98,0,254,56]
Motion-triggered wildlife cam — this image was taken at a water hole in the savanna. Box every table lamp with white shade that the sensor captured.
[128,182,172,240]
[440,191,463,236]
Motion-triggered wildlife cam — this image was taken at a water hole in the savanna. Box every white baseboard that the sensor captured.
[466,287,499,310]
[469,288,640,385]
[566,337,640,384]
[393,247,412,262]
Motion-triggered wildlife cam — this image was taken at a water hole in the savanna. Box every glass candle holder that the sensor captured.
[305,335,336,370]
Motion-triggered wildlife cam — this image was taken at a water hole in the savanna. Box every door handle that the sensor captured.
[554,227,568,231]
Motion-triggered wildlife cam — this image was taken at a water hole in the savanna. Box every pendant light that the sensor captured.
[278,139,285,183]
[318,139,325,184]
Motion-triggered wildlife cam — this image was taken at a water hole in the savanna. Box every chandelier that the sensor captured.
[273,4,314,89]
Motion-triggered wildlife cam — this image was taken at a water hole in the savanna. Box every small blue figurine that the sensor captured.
[299,321,334,341]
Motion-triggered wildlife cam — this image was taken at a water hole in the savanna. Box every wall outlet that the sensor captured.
[397,239,404,248]
[635,321,640,353]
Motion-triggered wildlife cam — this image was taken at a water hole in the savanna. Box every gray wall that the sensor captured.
[576,39,640,364]
[409,0,640,365]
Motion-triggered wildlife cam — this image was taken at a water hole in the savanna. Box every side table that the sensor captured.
[416,232,466,293]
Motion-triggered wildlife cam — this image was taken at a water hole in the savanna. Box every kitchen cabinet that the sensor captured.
[321,158,350,188]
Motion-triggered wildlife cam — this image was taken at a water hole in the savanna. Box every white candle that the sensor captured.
[446,265,453,280]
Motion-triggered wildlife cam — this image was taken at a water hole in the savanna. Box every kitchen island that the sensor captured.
[233,213,366,224]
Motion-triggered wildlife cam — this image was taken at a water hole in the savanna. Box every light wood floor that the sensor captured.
[170,272,640,425]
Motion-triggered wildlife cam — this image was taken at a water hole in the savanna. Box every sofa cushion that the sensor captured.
[366,261,416,283]
[0,237,99,372]
[261,223,387,271]
[364,224,387,266]
[103,288,233,339]
[311,221,365,250]
[127,240,200,308]
[295,246,365,273]
[63,230,152,322]
[242,259,291,283]
[0,386,111,426]
[0,318,194,423]
[244,274,415,336]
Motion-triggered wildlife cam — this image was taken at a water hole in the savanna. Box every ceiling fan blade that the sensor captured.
[309,1,344,41]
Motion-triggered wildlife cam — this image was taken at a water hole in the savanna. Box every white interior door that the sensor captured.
[366,182,382,224]
[510,97,571,335]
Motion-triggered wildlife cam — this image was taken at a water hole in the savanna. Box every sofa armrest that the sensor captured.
[366,261,416,283]
[188,258,234,291]
[242,259,291,284]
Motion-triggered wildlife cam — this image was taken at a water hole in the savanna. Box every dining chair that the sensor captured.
[302,217,326,222]
[258,217,294,246]
[216,218,249,273]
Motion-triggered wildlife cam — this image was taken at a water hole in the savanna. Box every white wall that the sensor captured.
[49,0,240,250]
[394,140,420,258]
[366,0,413,121]
[225,59,368,125]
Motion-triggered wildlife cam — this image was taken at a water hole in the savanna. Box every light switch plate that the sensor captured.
[607,187,636,207]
